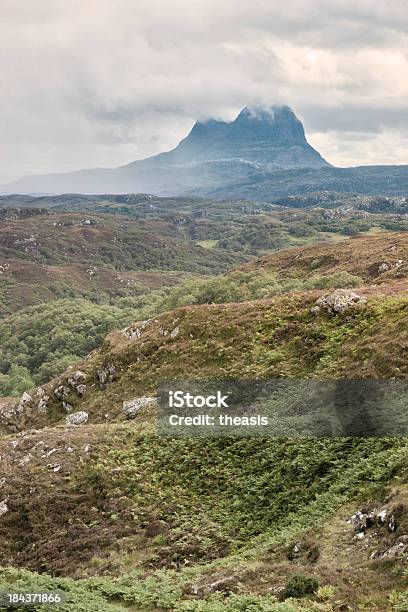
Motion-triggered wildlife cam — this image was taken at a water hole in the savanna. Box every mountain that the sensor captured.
[2,106,331,195]
[4,105,408,199]
[129,105,330,168]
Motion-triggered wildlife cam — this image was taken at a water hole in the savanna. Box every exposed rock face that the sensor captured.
[122,320,151,340]
[311,289,367,315]
[377,259,404,274]
[62,401,73,413]
[97,363,116,387]
[17,392,32,413]
[68,371,87,397]
[66,411,89,426]
[166,106,330,168]
[170,326,180,338]
[371,535,408,560]
[347,505,407,561]
[54,385,70,400]
[37,398,49,414]
[122,397,157,419]
[35,388,49,414]
[190,575,239,598]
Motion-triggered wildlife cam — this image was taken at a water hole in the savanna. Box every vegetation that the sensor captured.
[0,300,135,395]
[1,197,408,609]
[282,575,319,599]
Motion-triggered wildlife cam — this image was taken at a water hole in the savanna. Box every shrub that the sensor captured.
[282,575,319,599]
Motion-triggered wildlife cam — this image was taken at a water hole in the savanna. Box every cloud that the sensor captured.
[1,0,407,181]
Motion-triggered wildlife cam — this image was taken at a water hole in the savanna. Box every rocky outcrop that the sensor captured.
[371,535,408,560]
[378,260,403,274]
[311,289,367,315]
[66,411,89,426]
[36,388,49,414]
[122,320,151,340]
[96,363,116,388]
[347,508,397,534]
[54,385,70,400]
[122,397,157,419]
[67,371,87,397]
[17,392,32,413]
[347,505,407,561]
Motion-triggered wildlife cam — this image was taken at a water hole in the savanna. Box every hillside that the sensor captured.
[2,224,407,397]
[0,233,408,608]
[247,231,408,284]
[1,224,408,609]
[0,209,245,317]
[4,193,408,323]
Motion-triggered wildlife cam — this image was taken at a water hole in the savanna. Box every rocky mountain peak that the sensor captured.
[170,104,329,167]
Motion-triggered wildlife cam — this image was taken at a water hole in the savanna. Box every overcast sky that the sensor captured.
[1,0,408,183]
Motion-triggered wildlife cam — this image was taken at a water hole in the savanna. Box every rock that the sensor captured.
[347,509,376,532]
[287,542,301,559]
[66,411,88,426]
[388,514,397,532]
[37,396,49,414]
[68,371,87,386]
[67,371,87,396]
[54,385,70,400]
[378,260,404,274]
[170,326,180,338]
[17,391,32,413]
[62,401,73,413]
[97,363,116,386]
[312,289,367,315]
[122,396,157,419]
[75,384,87,397]
[122,320,151,340]
[371,535,408,560]
[191,575,238,598]
[353,532,365,541]
[377,509,387,524]
[0,499,8,518]
[73,370,86,382]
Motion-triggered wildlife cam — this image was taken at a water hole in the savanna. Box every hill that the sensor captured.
[0,209,245,317]
[1,232,408,609]
[1,210,408,610]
